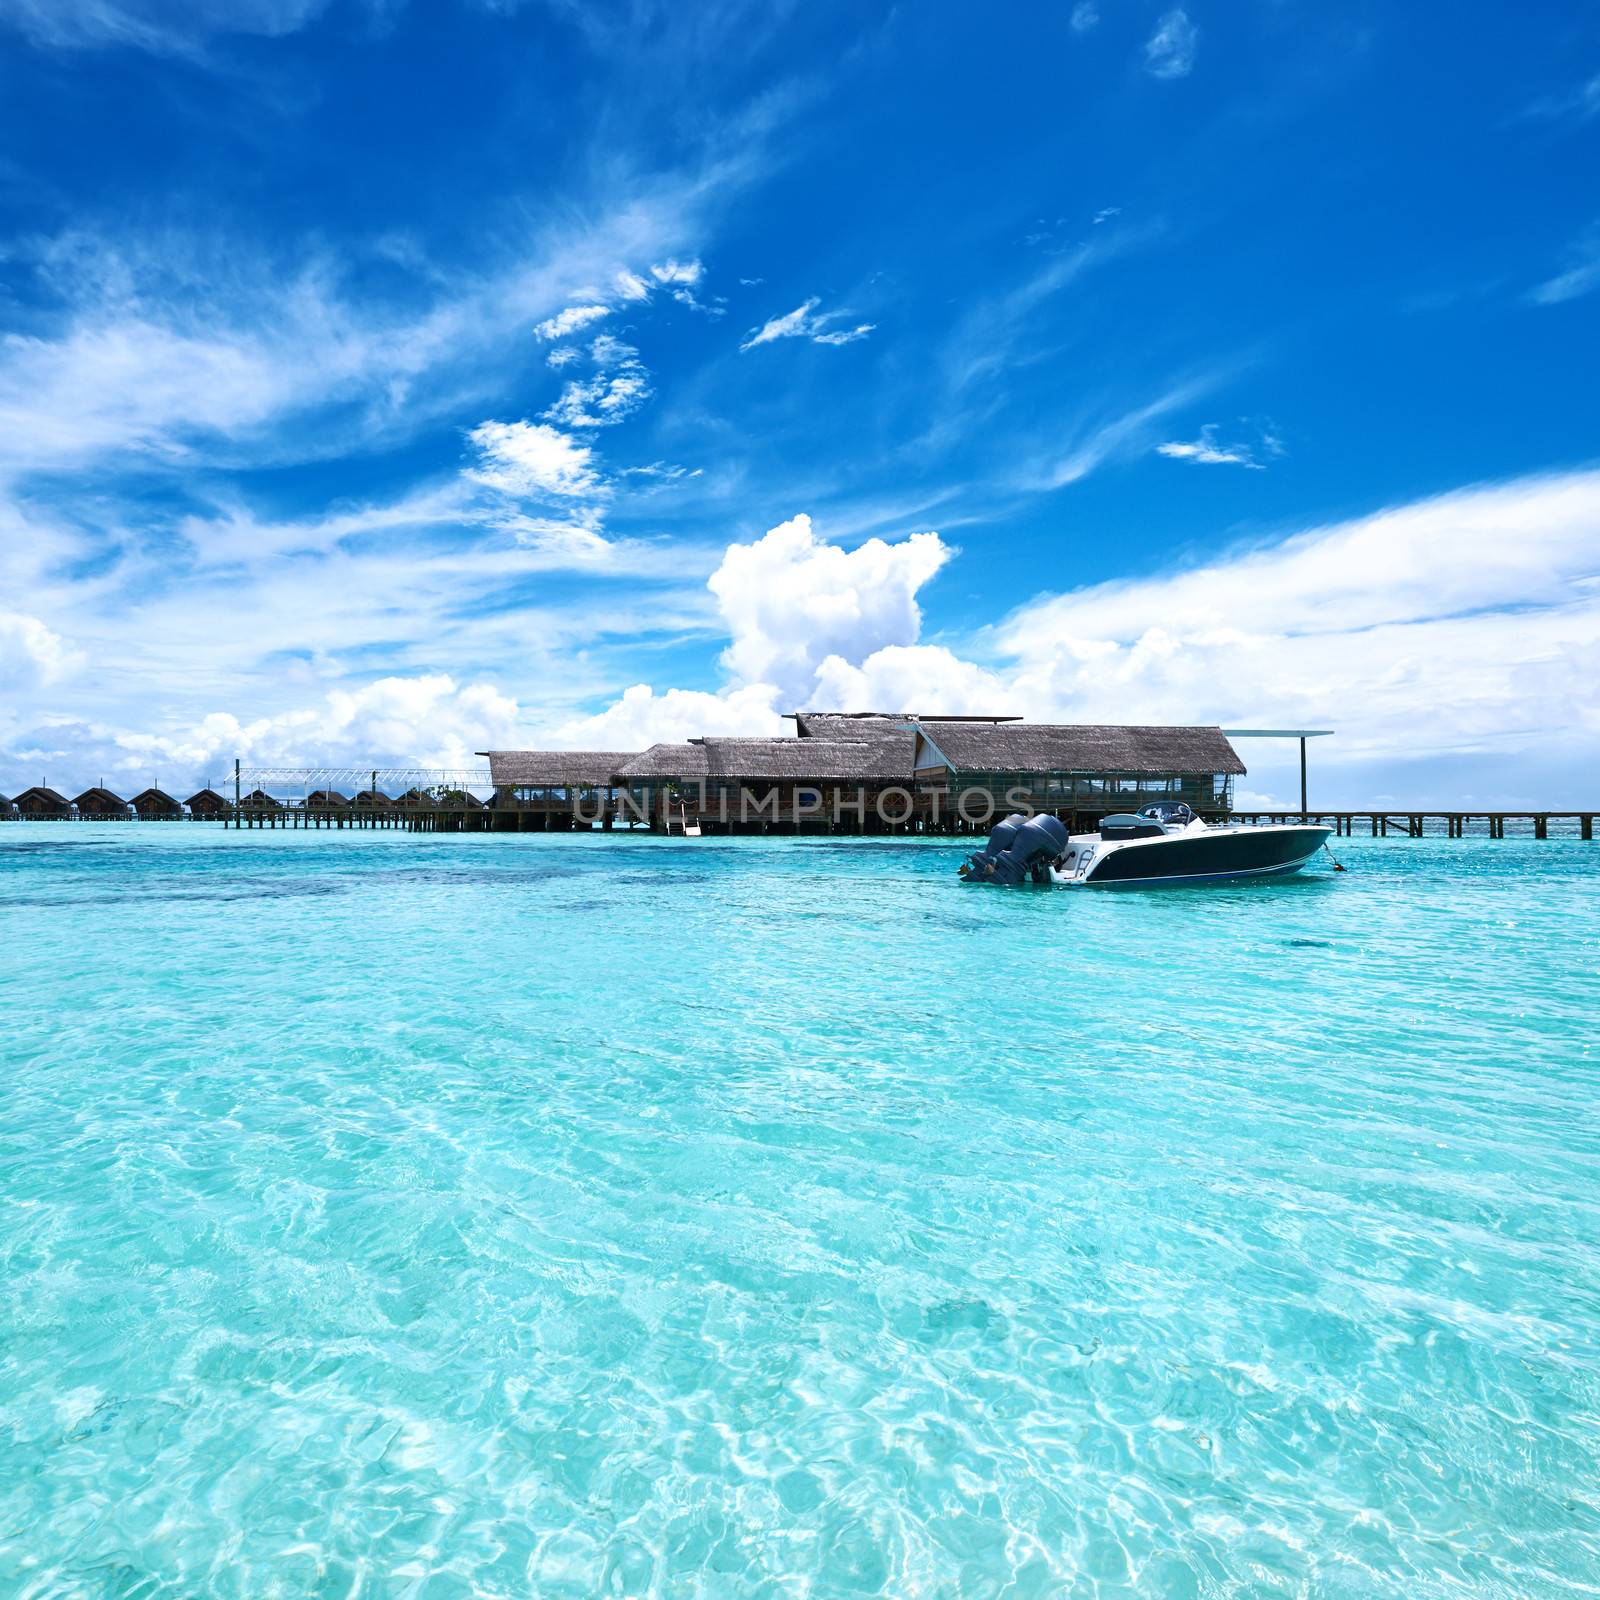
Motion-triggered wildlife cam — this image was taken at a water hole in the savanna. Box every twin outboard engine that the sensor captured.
[959,813,1070,886]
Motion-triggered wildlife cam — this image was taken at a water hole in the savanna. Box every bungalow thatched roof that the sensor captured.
[14,786,70,810]
[483,750,637,787]
[696,737,912,783]
[130,787,181,812]
[912,723,1246,777]
[614,743,711,780]
[186,788,228,811]
[393,788,433,808]
[73,786,130,813]
[353,789,393,808]
[240,788,282,809]
[305,789,350,807]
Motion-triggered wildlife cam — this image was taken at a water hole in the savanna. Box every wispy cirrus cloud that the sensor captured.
[1517,70,1600,128]
[1144,9,1198,79]
[740,297,874,352]
[0,0,341,54]
[1156,421,1284,470]
[1527,223,1600,306]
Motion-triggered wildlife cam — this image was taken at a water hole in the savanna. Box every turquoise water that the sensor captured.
[2,826,1598,1598]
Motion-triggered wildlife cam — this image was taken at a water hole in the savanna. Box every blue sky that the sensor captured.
[1,0,1597,805]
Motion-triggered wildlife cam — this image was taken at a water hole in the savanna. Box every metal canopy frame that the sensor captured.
[1220,729,1334,813]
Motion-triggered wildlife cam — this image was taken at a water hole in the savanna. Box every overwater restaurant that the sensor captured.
[480,714,1247,834]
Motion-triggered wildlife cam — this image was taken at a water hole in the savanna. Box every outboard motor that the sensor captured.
[960,813,1070,886]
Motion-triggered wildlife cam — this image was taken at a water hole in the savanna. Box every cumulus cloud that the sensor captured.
[708,513,953,703]
[553,683,787,747]
[740,298,875,352]
[1144,9,1197,79]
[466,420,602,498]
[561,471,1600,804]
[534,303,613,340]
[112,675,525,778]
[0,611,80,689]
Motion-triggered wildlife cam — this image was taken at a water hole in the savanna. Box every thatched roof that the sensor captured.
[696,737,912,782]
[353,789,393,808]
[131,787,181,813]
[393,787,433,808]
[73,787,129,813]
[794,712,915,742]
[186,788,228,811]
[484,750,636,787]
[615,743,711,780]
[913,723,1246,776]
[14,786,69,811]
[240,788,281,809]
[305,789,350,807]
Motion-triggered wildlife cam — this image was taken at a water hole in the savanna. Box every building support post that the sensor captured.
[1299,736,1307,819]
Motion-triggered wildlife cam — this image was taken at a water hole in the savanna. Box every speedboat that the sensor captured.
[960,804,1332,887]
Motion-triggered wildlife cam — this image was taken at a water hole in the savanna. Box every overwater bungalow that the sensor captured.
[393,787,434,810]
[239,788,282,812]
[130,787,183,819]
[0,792,15,819]
[353,788,394,810]
[72,786,132,820]
[186,788,230,818]
[304,789,350,810]
[12,787,71,819]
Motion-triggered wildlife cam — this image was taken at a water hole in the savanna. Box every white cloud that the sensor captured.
[614,269,653,301]
[546,346,581,368]
[553,683,786,747]
[1040,374,1223,487]
[1069,2,1099,32]
[650,259,703,286]
[112,674,526,776]
[0,611,80,689]
[1519,71,1600,127]
[1092,206,1122,225]
[0,0,335,53]
[563,471,1600,803]
[542,335,652,428]
[534,303,613,340]
[740,298,875,352]
[466,420,603,498]
[708,513,952,702]
[1144,9,1197,79]
[1528,223,1600,306]
[1156,422,1281,470]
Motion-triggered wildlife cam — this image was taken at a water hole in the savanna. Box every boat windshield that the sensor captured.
[1138,802,1195,826]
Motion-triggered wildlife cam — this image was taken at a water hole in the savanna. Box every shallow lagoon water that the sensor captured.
[2,824,1598,1597]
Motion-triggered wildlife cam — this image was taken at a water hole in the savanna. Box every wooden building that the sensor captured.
[909,722,1245,821]
[239,788,282,812]
[0,792,12,819]
[186,788,230,818]
[12,786,71,819]
[130,787,183,819]
[482,750,636,827]
[353,789,394,811]
[72,786,132,819]
[393,787,435,810]
[304,789,350,810]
